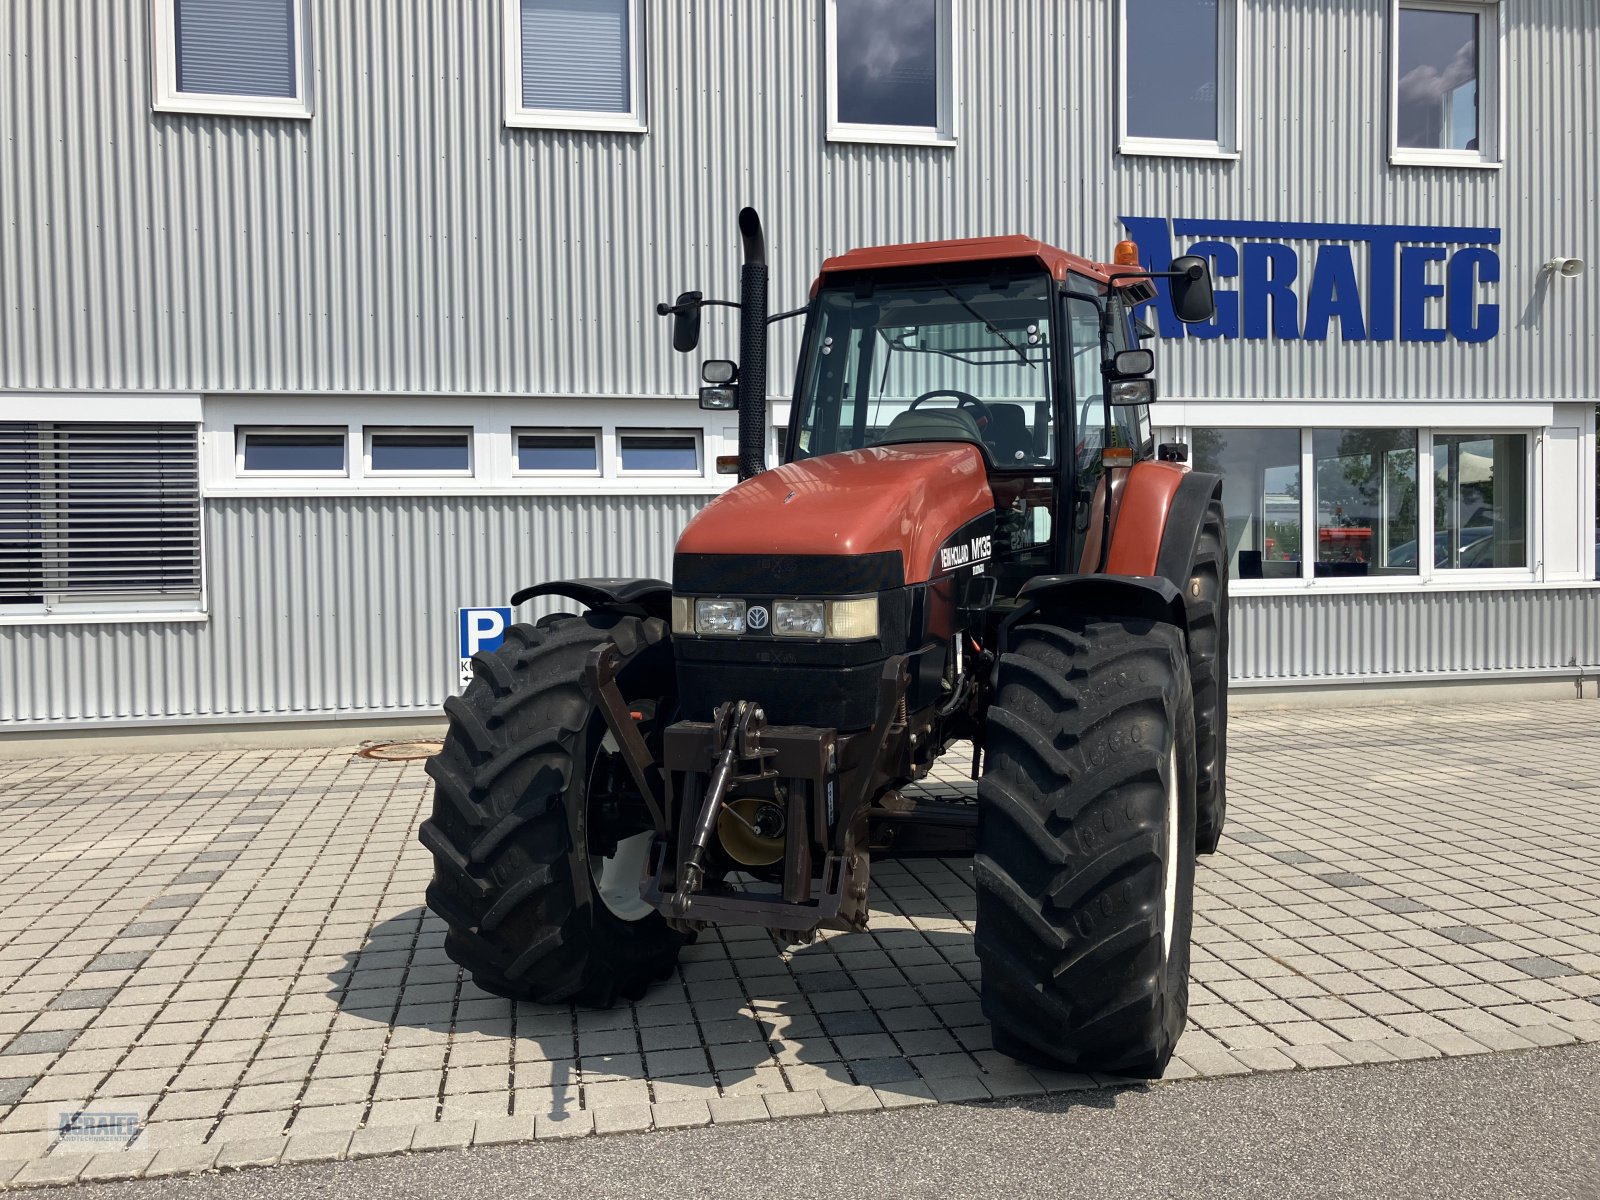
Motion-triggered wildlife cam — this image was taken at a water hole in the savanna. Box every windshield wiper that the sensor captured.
[938,283,1035,369]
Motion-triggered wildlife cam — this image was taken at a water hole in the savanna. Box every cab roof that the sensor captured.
[817,235,1132,287]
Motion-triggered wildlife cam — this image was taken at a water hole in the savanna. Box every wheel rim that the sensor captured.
[1162,743,1179,962]
[585,720,660,924]
[589,829,655,922]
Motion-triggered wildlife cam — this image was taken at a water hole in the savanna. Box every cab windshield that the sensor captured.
[791,272,1055,467]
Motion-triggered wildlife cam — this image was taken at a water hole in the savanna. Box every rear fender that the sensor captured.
[1104,462,1224,590]
[1153,471,1225,590]
[510,577,672,622]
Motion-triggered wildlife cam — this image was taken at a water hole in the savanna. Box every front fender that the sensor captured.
[1004,573,1188,640]
[509,576,672,621]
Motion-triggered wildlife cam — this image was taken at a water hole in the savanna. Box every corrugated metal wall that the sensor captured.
[3,2,1598,728]
[2,1,1595,400]
[5,495,1598,727]
[0,495,702,727]
[1231,589,1600,684]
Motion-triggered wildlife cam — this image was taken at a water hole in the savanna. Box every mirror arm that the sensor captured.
[1109,266,1205,282]
[766,305,807,325]
[654,296,741,316]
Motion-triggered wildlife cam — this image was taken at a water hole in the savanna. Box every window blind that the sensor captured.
[175,0,297,99]
[521,0,631,114]
[0,424,201,604]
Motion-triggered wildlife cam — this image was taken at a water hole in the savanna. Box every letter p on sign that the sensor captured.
[458,607,512,689]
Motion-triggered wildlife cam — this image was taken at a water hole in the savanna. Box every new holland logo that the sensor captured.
[746,605,770,630]
[940,534,993,572]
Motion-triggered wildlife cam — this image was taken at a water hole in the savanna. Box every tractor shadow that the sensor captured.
[330,906,1140,1122]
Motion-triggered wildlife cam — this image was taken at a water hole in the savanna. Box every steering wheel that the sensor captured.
[908,389,993,430]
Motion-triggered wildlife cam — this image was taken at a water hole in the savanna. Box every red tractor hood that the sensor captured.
[675,444,994,586]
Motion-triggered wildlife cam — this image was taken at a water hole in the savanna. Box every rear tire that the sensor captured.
[1187,500,1229,855]
[419,610,686,1006]
[976,615,1197,1078]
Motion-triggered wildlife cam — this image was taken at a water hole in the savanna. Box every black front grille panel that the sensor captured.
[674,551,904,596]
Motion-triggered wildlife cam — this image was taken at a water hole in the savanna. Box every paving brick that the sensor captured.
[347,1123,416,1159]
[471,1114,537,1146]
[763,1090,827,1119]
[280,1130,352,1165]
[819,1085,882,1114]
[12,1153,93,1186]
[410,1119,475,1153]
[708,1095,771,1124]
[143,1144,219,1178]
[213,1137,286,1170]
[534,1111,594,1139]
[80,1149,157,1182]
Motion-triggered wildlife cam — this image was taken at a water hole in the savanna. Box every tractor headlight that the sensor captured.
[825,597,878,640]
[694,597,746,636]
[772,599,826,638]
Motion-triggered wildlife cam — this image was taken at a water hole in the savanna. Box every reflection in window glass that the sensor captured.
[1126,0,1219,142]
[1434,434,1526,568]
[369,431,471,473]
[1397,6,1479,150]
[518,432,599,472]
[1313,429,1419,577]
[1192,428,1303,580]
[241,430,345,473]
[835,0,938,128]
[619,432,699,473]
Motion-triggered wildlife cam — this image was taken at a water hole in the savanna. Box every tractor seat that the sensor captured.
[876,407,985,451]
[985,403,1035,465]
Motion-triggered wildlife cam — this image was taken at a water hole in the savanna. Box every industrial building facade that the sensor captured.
[1,0,1596,732]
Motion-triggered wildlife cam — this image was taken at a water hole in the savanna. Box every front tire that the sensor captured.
[419,610,686,1006]
[976,615,1197,1078]
[1187,499,1229,854]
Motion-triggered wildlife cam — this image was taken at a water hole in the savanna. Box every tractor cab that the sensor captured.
[783,238,1168,595]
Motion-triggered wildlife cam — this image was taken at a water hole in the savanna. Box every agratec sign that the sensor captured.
[1119,217,1501,344]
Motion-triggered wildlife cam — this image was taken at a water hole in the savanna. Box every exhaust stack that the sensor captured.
[735,207,768,481]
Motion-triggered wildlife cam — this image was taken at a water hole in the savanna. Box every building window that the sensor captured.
[238,428,346,475]
[618,431,700,474]
[1433,433,1526,569]
[1314,429,1420,577]
[0,424,202,614]
[1191,428,1303,580]
[1120,0,1239,158]
[504,0,645,131]
[151,0,310,119]
[366,429,473,476]
[516,430,600,474]
[1392,1,1500,166]
[826,0,956,145]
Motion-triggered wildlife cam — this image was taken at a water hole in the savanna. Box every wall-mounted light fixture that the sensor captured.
[1543,257,1586,278]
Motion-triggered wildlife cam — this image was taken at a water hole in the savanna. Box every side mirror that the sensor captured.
[1109,378,1156,406]
[1106,348,1154,378]
[655,291,703,352]
[1168,256,1215,323]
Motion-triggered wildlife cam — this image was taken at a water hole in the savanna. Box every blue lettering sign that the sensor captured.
[1117,217,1501,344]
[1303,244,1366,341]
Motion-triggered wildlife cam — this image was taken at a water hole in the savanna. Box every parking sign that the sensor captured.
[458,607,512,689]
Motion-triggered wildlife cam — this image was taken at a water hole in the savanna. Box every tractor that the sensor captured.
[421,209,1227,1077]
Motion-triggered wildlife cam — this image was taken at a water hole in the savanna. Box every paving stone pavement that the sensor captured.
[0,701,1596,1188]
